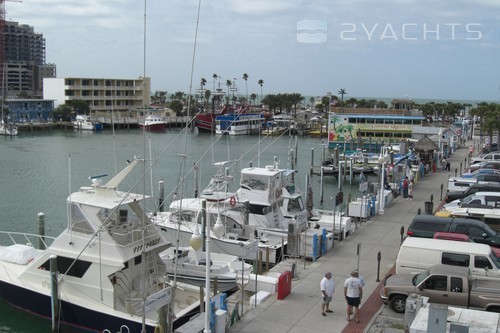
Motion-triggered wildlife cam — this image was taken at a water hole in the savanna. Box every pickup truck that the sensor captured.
[380,264,500,313]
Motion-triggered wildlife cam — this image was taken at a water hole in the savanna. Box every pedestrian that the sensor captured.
[442,157,447,171]
[320,271,335,316]
[408,181,414,200]
[344,270,363,323]
[446,160,451,171]
[402,176,409,198]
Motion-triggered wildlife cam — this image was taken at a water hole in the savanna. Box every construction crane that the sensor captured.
[0,0,22,94]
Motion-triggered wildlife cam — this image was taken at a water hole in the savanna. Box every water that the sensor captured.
[0,128,375,332]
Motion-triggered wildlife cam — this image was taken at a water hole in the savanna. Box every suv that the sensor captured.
[447,173,500,193]
[471,152,500,164]
[445,184,500,203]
[407,214,500,247]
[468,161,500,173]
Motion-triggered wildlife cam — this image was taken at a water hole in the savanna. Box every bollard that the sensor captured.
[376,251,381,282]
[417,207,421,215]
[400,226,405,245]
[440,184,443,201]
[430,194,433,202]
[455,168,457,177]
[460,162,462,172]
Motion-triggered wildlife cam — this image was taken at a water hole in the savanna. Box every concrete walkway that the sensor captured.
[228,140,475,333]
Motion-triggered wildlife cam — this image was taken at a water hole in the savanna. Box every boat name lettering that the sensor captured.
[133,237,161,253]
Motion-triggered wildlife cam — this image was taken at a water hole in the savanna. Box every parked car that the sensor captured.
[482,143,499,154]
[396,237,500,278]
[381,265,500,313]
[447,173,500,193]
[468,161,500,173]
[471,152,500,164]
[433,231,500,256]
[445,184,500,203]
[443,192,500,211]
[407,214,500,247]
[461,169,500,179]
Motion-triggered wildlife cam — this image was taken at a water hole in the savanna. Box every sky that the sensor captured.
[7,0,500,103]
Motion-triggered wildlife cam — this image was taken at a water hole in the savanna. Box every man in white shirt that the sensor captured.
[344,270,363,323]
[320,271,335,316]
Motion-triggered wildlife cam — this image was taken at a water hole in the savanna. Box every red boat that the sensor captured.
[139,114,167,132]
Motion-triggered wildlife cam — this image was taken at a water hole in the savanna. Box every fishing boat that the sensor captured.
[139,114,167,132]
[160,246,251,292]
[0,119,18,136]
[73,114,103,131]
[153,160,308,264]
[0,159,196,333]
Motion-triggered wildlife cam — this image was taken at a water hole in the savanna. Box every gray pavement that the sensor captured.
[227,139,476,333]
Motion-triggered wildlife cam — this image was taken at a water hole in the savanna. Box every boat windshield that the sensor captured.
[241,174,268,191]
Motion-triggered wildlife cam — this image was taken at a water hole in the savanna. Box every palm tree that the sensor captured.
[226,80,232,96]
[338,88,346,110]
[258,79,264,104]
[212,73,217,92]
[242,73,249,101]
[289,93,304,118]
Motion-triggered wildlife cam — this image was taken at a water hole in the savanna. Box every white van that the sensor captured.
[396,237,500,279]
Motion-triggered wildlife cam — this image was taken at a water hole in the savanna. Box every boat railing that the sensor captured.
[0,230,56,250]
[108,223,161,247]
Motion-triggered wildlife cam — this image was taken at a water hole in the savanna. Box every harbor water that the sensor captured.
[0,128,378,332]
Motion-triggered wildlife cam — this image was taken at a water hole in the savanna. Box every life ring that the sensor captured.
[230,196,236,207]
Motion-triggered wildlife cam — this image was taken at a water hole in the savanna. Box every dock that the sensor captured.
[225,138,475,333]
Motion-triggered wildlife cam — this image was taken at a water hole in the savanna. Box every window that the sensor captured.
[450,277,463,293]
[414,221,447,232]
[39,256,91,278]
[424,275,447,291]
[474,256,493,269]
[442,252,470,267]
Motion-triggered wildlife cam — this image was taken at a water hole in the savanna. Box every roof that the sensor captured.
[402,237,492,255]
[414,136,439,151]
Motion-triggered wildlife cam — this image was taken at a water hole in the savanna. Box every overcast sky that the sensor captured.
[7,0,500,103]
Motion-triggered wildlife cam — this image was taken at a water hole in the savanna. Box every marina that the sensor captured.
[0,127,375,332]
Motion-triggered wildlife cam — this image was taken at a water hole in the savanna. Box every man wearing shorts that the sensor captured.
[320,271,335,316]
[344,270,363,323]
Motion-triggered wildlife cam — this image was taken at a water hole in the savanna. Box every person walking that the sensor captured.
[408,181,414,200]
[320,271,335,316]
[402,176,409,199]
[344,270,363,323]
[442,157,447,171]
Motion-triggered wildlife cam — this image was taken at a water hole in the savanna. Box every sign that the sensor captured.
[242,240,259,258]
[335,192,343,206]
[145,286,172,313]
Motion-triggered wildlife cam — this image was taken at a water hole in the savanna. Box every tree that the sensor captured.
[258,79,264,104]
[289,93,304,118]
[250,93,257,105]
[321,96,330,112]
[151,91,167,104]
[70,99,90,115]
[242,73,249,101]
[338,89,346,110]
[52,104,73,121]
[170,100,183,116]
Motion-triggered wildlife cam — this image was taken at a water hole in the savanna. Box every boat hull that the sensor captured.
[194,114,215,133]
[0,280,157,333]
[140,123,167,132]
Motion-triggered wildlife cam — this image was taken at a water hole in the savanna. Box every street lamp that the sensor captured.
[378,149,390,215]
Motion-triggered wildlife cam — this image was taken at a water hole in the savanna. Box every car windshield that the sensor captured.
[460,194,476,205]
[412,270,430,286]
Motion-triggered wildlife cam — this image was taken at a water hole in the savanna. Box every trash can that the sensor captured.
[424,201,434,215]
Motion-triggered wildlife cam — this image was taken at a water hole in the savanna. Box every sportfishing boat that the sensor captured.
[160,246,252,292]
[73,114,103,131]
[0,159,194,333]
[139,114,167,132]
[0,119,18,136]
[152,160,308,264]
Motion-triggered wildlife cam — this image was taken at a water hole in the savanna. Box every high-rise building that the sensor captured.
[2,21,56,98]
